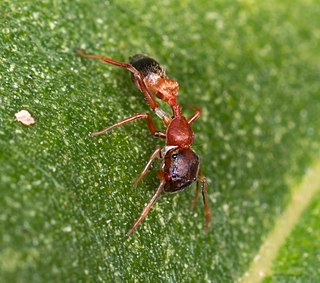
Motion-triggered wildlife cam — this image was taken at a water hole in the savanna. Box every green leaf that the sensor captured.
[241,162,320,283]
[0,0,319,282]
[263,189,320,282]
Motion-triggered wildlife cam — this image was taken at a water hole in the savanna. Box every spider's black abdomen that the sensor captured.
[129,54,165,78]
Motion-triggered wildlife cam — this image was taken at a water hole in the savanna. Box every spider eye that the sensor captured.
[171,153,178,160]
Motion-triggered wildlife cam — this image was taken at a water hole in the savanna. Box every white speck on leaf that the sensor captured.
[15,110,35,126]
[62,225,72,233]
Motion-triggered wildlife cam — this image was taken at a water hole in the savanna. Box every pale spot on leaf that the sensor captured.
[14,110,35,126]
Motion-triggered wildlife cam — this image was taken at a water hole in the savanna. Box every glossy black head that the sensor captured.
[163,148,199,193]
[129,54,165,78]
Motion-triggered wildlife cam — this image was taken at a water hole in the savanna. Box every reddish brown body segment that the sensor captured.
[164,148,199,192]
[166,116,194,147]
[75,49,209,236]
